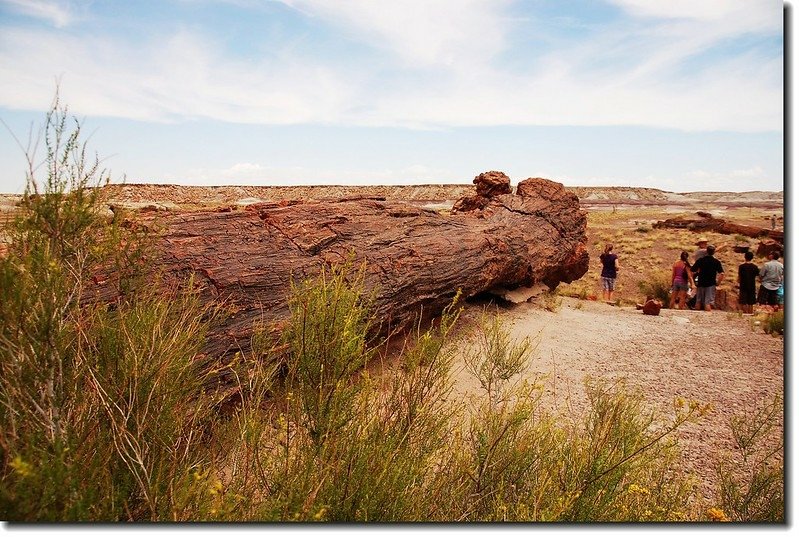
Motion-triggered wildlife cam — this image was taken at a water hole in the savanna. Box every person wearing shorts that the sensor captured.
[599,244,620,302]
[737,251,759,314]
[691,244,724,311]
[669,251,694,309]
[758,251,784,307]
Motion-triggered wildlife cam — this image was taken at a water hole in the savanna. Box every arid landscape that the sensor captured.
[103,180,784,505]
[0,178,784,519]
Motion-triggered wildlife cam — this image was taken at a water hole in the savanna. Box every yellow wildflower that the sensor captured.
[707,507,730,522]
[313,507,328,520]
[209,479,224,495]
[10,456,33,478]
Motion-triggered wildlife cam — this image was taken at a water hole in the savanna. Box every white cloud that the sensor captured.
[0,1,783,133]
[277,0,512,69]
[685,166,774,191]
[165,162,458,185]
[0,27,356,124]
[689,166,767,180]
[606,0,781,33]
[0,0,76,27]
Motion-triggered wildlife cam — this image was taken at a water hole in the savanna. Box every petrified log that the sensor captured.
[653,216,784,242]
[756,239,783,259]
[97,174,588,359]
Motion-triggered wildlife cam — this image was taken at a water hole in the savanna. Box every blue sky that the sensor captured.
[0,0,784,194]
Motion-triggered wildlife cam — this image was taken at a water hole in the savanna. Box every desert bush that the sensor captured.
[711,393,784,522]
[208,266,465,522]
[544,384,706,522]
[0,97,219,521]
[281,263,377,444]
[202,281,709,523]
[750,311,784,336]
[637,270,672,305]
[763,311,784,335]
[441,313,706,522]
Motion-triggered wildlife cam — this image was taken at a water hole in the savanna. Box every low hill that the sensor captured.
[97,183,783,209]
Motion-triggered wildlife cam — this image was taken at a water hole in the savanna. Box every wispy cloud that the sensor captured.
[0,27,356,123]
[0,0,77,27]
[606,0,780,32]
[277,0,512,69]
[0,0,782,132]
[165,161,458,185]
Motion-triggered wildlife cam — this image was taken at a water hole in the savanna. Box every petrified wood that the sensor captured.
[104,174,589,359]
[653,216,784,242]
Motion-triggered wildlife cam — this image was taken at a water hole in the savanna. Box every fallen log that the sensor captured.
[652,216,783,242]
[96,173,589,359]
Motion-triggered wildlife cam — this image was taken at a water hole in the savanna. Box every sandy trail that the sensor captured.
[450,297,784,503]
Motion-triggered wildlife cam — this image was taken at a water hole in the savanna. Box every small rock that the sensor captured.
[642,299,662,316]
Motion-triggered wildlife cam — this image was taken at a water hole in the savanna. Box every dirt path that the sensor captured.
[450,297,784,503]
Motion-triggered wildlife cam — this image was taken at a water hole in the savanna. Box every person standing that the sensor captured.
[737,251,759,314]
[771,214,777,230]
[691,244,724,311]
[757,251,784,307]
[693,238,709,263]
[599,244,619,303]
[669,251,694,309]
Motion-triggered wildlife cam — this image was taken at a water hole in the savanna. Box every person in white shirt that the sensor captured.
[757,251,784,306]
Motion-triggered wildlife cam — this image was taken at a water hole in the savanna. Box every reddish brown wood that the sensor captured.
[653,216,783,242]
[97,175,589,359]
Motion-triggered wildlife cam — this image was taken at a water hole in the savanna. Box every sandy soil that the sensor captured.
[449,297,784,504]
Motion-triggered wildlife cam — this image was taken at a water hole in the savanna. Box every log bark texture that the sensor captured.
[110,175,589,359]
[653,215,784,242]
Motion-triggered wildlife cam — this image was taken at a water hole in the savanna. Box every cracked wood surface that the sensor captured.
[107,177,590,359]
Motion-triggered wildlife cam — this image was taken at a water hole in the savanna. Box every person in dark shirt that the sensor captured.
[599,243,620,303]
[691,244,724,311]
[737,251,759,314]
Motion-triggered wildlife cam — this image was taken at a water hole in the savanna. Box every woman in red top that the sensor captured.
[669,251,694,309]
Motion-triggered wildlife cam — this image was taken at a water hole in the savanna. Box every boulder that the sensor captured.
[473,170,512,198]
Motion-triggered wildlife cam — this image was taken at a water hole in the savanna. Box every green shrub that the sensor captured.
[711,392,784,522]
[0,96,217,521]
[233,270,463,521]
[637,270,672,305]
[446,315,706,522]
[539,290,563,312]
[763,311,784,335]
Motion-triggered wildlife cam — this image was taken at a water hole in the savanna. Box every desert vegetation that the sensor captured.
[0,103,784,522]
